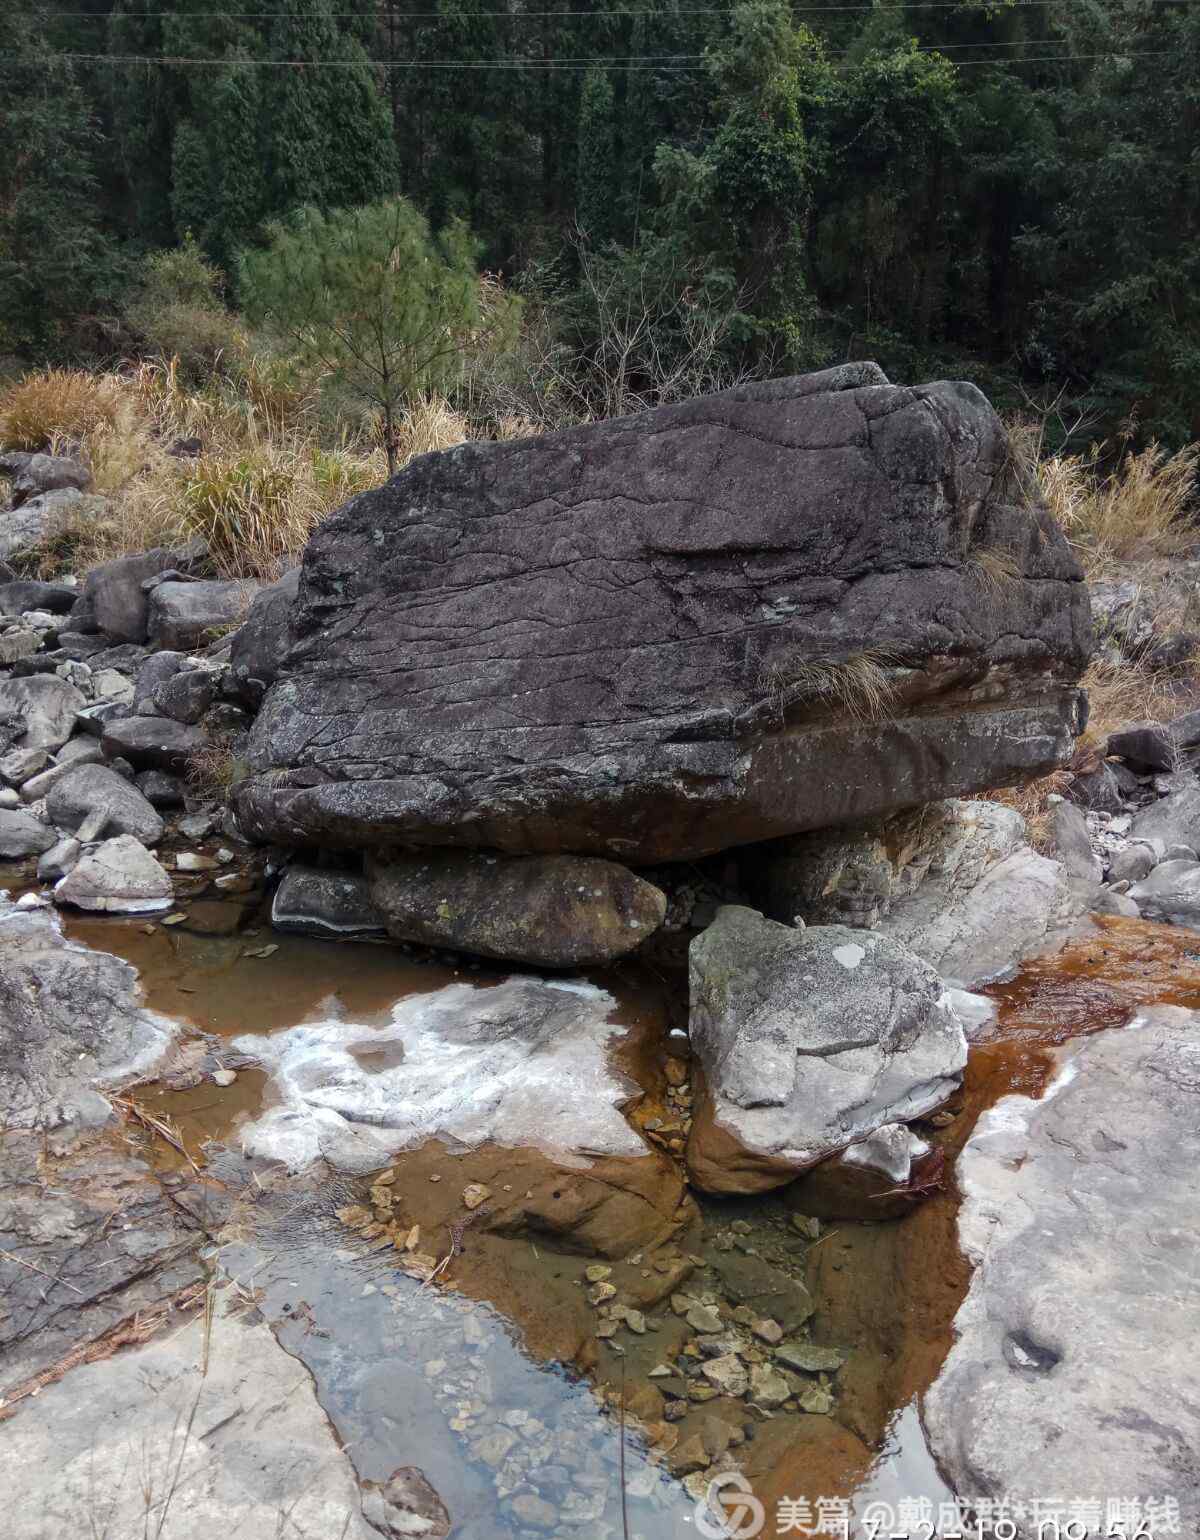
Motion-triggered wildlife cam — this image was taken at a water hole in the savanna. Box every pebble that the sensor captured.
[211,1068,237,1087]
[686,1303,723,1333]
[584,1265,612,1283]
[462,1183,491,1210]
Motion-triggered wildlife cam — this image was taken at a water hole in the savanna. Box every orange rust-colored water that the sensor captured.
[62,907,1200,1535]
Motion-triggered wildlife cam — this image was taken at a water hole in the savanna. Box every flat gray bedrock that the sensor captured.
[236,365,1092,860]
[924,1012,1200,1534]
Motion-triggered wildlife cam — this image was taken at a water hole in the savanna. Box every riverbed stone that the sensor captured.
[784,1122,935,1220]
[0,807,56,857]
[360,1467,451,1539]
[147,578,258,651]
[46,762,164,843]
[72,544,204,642]
[0,895,178,1128]
[54,834,173,913]
[9,451,91,505]
[686,905,966,1193]
[1127,859,1200,927]
[271,864,386,938]
[235,366,1090,860]
[0,579,78,616]
[924,1011,1200,1536]
[1049,798,1103,884]
[880,802,1083,987]
[367,849,667,966]
[1130,782,1200,851]
[0,673,86,751]
[100,713,208,772]
[1106,841,1157,885]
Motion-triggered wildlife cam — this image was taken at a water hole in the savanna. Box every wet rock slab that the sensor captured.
[924,1008,1200,1534]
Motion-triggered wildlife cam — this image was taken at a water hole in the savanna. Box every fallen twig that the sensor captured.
[109,1093,202,1175]
[0,1247,85,1295]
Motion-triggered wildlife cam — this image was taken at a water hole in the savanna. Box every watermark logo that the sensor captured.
[695,1472,767,1539]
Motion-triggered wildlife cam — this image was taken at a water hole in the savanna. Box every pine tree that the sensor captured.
[575,67,616,245]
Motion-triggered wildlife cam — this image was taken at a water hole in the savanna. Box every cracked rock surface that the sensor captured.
[924,1009,1200,1534]
[236,364,1091,861]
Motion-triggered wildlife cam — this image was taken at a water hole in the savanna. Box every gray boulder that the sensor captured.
[152,666,218,724]
[1049,797,1103,884]
[881,804,1084,986]
[1127,859,1200,927]
[147,578,258,651]
[271,865,386,939]
[1066,760,1124,814]
[235,366,1091,860]
[0,808,57,858]
[227,565,300,709]
[9,452,92,506]
[37,835,82,882]
[0,895,178,1128]
[46,763,164,843]
[54,834,173,913]
[100,714,207,773]
[753,799,1084,987]
[1106,841,1157,885]
[924,1012,1200,1535]
[0,628,40,666]
[0,491,74,564]
[367,849,668,966]
[134,769,186,808]
[0,674,86,751]
[685,905,967,1193]
[73,544,204,642]
[1130,782,1200,851]
[0,579,77,616]
[1106,719,1176,771]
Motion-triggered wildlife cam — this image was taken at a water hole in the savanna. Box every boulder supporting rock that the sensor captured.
[366,848,667,965]
[0,673,86,751]
[924,1012,1200,1534]
[235,366,1091,860]
[271,864,386,938]
[685,905,966,1194]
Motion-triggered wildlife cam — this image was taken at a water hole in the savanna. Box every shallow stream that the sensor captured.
[67,909,1200,1540]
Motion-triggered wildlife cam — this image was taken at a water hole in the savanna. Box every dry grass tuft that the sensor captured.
[390,395,469,462]
[0,368,124,452]
[187,735,243,805]
[760,647,902,722]
[1011,420,1199,579]
[966,545,1022,597]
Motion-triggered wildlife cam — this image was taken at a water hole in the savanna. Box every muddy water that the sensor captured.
[68,910,1200,1539]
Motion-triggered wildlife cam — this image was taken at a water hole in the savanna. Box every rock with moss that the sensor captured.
[366,848,667,965]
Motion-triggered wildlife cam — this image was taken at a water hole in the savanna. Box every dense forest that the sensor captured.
[3,0,1198,445]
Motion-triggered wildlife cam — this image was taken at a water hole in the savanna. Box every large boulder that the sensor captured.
[100,714,208,773]
[685,905,967,1194]
[234,366,1091,860]
[227,565,300,709]
[72,543,205,642]
[924,1011,1200,1535]
[750,799,1085,987]
[46,763,164,844]
[9,452,92,507]
[0,808,57,857]
[54,834,173,913]
[1130,782,1200,850]
[271,864,386,939]
[0,490,91,565]
[1127,858,1200,927]
[146,577,259,651]
[0,579,78,616]
[366,849,667,965]
[0,895,178,1128]
[0,673,86,751]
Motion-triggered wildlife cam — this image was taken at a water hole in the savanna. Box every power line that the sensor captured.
[0,44,1174,64]
[17,0,1196,15]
